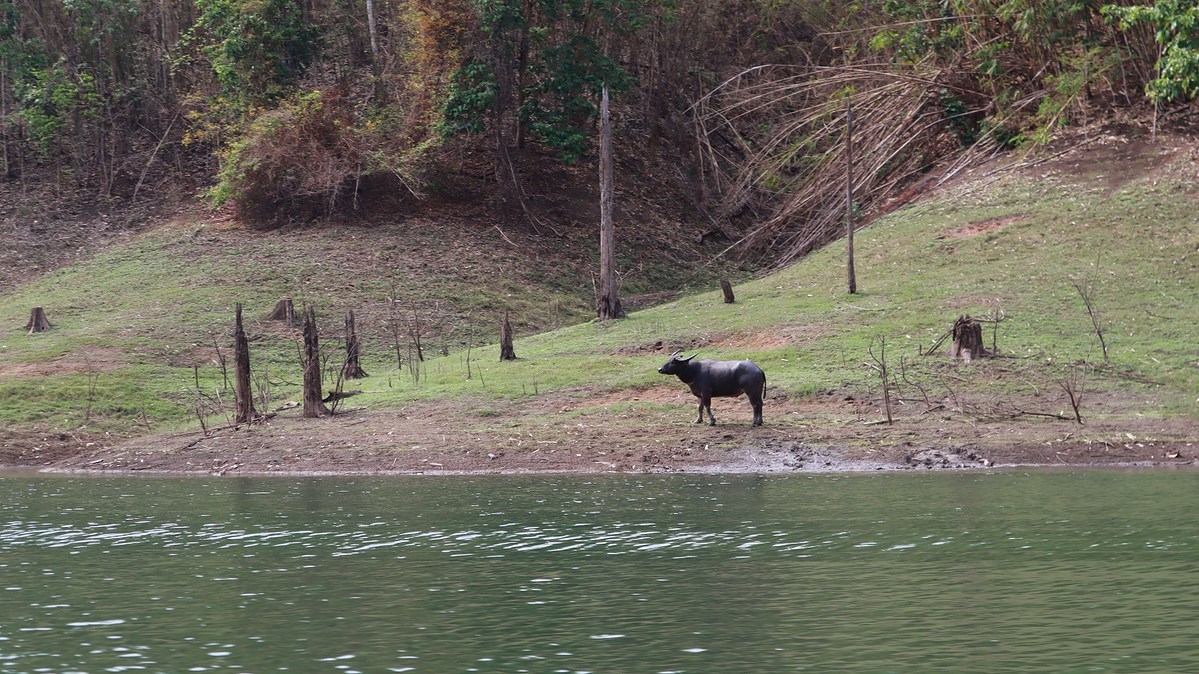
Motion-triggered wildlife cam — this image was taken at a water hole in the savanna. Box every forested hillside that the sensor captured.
[2,1,1194,271]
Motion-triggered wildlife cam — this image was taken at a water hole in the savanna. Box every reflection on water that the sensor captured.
[1,471,1197,673]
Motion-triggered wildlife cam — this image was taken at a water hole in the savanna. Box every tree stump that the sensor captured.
[268,298,295,326]
[951,315,986,363]
[499,310,516,361]
[720,279,736,304]
[26,307,51,334]
[301,306,330,417]
[342,310,368,379]
[233,303,257,424]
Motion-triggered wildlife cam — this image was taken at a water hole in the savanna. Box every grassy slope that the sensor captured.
[1,137,1197,443]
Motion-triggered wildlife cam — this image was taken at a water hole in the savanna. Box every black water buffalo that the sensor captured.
[657,351,765,426]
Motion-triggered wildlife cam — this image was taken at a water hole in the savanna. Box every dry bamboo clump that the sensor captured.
[695,64,997,267]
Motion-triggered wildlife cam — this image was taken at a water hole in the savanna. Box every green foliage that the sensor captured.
[62,0,140,54]
[189,0,322,107]
[1103,0,1199,102]
[440,60,498,137]
[939,90,978,146]
[520,34,631,163]
[1029,48,1111,137]
[12,60,103,154]
[441,0,660,162]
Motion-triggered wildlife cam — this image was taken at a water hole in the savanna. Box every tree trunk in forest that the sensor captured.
[597,84,624,320]
[1,56,9,179]
[499,310,516,361]
[342,309,368,379]
[302,306,330,417]
[846,98,857,295]
[720,279,735,304]
[268,298,295,326]
[233,303,256,424]
[26,307,51,334]
[514,0,532,149]
[365,0,383,101]
[950,316,986,363]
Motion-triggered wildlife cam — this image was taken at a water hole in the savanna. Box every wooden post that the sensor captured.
[846,98,857,295]
[597,84,624,320]
[720,280,735,304]
[268,297,295,326]
[342,310,368,379]
[25,307,51,334]
[233,303,256,424]
[301,306,330,417]
[500,310,516,361]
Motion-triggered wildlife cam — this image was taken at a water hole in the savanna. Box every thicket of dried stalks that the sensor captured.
[695,62,1003,267]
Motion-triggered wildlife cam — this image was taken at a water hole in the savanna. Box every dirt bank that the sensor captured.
[6,384,1195,476]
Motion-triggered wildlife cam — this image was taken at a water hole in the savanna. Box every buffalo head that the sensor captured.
[657,350,696,375]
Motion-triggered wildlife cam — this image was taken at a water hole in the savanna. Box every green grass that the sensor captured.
[2,156,1197,436]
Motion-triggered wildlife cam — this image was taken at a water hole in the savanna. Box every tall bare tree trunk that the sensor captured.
[233,303,256,424]
[365,0,383,100]
[846,98,857,295]
[365,0,379,61]
[597,84,624,320]
[302,306,330,417]
[1,55,9,179]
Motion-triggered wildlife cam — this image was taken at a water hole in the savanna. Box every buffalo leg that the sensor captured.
[694,397,705,424]
[750,394,763,427]
[702,395,716,426]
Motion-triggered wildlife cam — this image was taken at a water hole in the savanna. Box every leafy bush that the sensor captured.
[210,89,430,224]
[1103,0,1199,102]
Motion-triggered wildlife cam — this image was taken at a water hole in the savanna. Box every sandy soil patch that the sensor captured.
[0,346,126,378]
[945,214,1029,239]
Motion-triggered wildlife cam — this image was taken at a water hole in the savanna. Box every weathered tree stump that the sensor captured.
[233,303,257,424]
[268,297,295,326]
[301,306,330,417]
[720,279,736,304]
[342,310,368,379]
[951,315,986,363]
[26,307,51,334]
[500,310,516,361]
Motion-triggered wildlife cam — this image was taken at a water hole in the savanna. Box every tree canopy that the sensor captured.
[0,0,1191,232]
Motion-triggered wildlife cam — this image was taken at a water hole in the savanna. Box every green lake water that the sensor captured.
[1,470,1197,673]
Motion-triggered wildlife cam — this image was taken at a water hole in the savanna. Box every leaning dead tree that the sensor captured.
[301,306,330,417]
[499,310,516,361]
[233,303,256,424]
[268,297,296,326]
[25,307,51,334]
[596,84,624,320]
[342,310,368,379]
[951,316,987,363]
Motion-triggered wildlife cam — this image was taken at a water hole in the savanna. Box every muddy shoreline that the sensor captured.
[5,395,1195,477]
